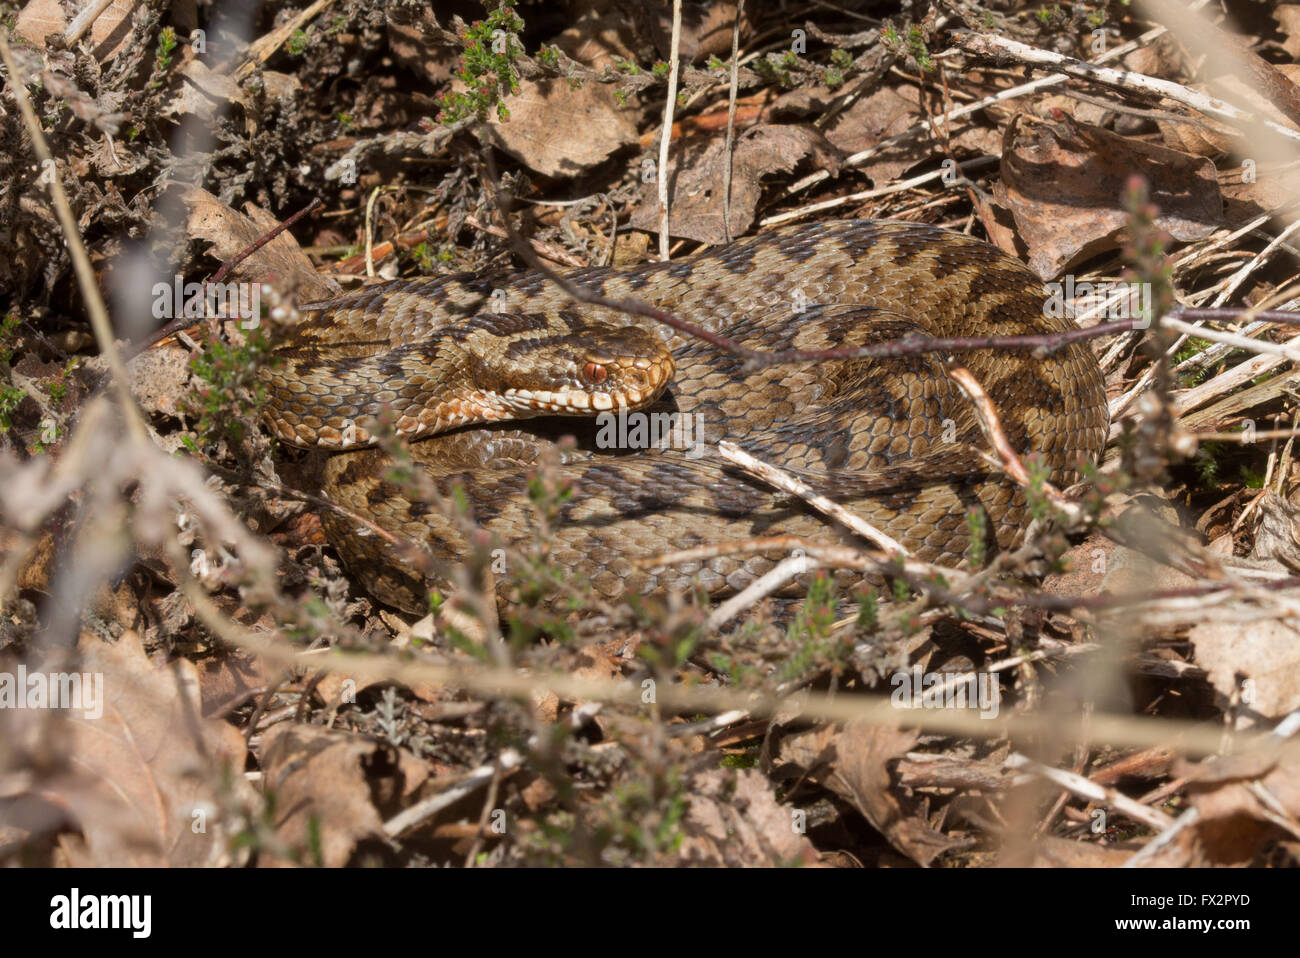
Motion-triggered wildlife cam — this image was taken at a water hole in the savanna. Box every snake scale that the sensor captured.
[264,220,1108,614]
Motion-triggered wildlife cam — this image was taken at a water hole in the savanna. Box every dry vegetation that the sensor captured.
[2,0,1300,869]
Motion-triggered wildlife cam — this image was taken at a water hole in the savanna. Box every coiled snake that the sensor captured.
[264,220,1108,613]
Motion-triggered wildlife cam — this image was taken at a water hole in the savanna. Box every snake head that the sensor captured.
[464,315,675,417]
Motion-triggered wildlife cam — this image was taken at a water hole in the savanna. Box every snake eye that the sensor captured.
[582,362,608,384]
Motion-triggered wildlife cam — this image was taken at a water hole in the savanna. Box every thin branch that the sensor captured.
[707,553,818,629]
[63,0,121,46]
[657,0,683,261]
[211,198,323,285]
[779,8,1211,202]
[954,31,1300,145]
[722,0,744,243]
[127,197,323,358]
[717,441,908,555]
[178,554,1282,758]
[947,366,1078,519]
[0,33,148,444]
[384,750,522,838]
[1006,753,1176,832]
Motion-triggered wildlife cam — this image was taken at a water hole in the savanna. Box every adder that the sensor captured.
[263,219,1109,613]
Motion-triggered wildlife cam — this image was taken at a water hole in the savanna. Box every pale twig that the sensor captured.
[946,367,1080,519]
[1162,316,1300,363]
[637,534,972,592]
[178,564,1279,757]
[1123,707,1300,868]
[1109,232,1300,422]
[1052,86,1237,139]
[706,553,819,630]
[63,0,122,46]
[233,0,341,81]
[1005,753,1176,832]
[954,31,1300,145]
[1192,428,1300,443]
[466,751,509,866]
[983,640,1101,676]
[1209,220,1300,308]
[383,750,522,838]
[760,156,997,227]
[667,710,751,739]
[657,0,683,261]
[716,441,908,555]
[1121,807,1201,867]
[1129,209,1299,379]
[722,0,744,243]
[1171,333,1300,417]
[364,185,382,278]
[1134,0,1300,160]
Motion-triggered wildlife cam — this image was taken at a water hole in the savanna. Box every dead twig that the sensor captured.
[954,31,1300,145]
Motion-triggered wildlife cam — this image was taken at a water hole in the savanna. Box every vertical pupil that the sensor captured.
[584,363,607,384]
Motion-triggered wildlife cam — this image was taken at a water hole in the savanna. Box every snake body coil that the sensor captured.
[265,220,1108,613]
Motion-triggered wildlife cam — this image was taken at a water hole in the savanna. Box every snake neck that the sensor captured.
[263,339,498,448]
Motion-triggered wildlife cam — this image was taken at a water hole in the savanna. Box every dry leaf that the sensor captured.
[1170,743,1300,865]
[16,0,137,61]
[639,0,756,63]
[166,58,252,123]
[166,184,338,300]
[555,8,643,71]
[487,78,639,178]
[823,85,999,186]
[259,724,429,867]
[679,767,819,866]
[629,124,841,243]
[195,648,270,717]
[1278,6,1300,60]
[995,113,1221,278]
[1250,491,1300,572]
[1031,835,1135,867]
[771,722,965,866]
[1189,618,1300,719]
[385,5,463,85]
[1160,71,1300,156]
[41,632,252,866]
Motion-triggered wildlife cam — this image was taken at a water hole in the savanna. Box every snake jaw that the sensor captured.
[431,317,679,422]
[496,350,674,417]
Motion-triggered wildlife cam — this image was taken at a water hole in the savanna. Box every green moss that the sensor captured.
[436,1,526,124]
[285,28,310,56]
[185,327,276,449]
[150,26,178,87]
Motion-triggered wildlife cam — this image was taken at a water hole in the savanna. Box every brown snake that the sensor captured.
[264,220,1108,613]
